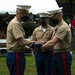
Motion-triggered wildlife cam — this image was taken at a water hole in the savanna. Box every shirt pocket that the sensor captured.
[43,32,52,41]
[35,32,43,40]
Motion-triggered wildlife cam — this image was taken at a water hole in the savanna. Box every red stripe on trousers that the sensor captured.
[16,52,20,75]
[52,50,54,56]
[62,52,68,75]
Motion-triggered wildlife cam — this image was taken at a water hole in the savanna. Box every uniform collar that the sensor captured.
[38,24,51,30]
[55,19,63,28]
[14,16,21,24]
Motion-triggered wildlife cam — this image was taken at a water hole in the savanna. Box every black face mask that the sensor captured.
[50,19,59,25]
[21,16,26,22]
[40,21,47,26]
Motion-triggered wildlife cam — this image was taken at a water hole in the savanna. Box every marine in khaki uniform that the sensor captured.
[31,13,54,75]
[42,8,72,75]
[6,16,26,51]
[6,5,39,75]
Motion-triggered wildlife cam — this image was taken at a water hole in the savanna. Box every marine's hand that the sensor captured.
[36,41,44,44]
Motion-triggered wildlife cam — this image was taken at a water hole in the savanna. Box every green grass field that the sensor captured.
[0,50,75,75]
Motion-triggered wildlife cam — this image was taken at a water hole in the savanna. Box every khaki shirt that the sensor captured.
[31,24,54,44]
[53,20,72,50]
[6,16,25,51]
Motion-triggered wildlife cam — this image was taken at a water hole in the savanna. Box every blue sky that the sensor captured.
[0,0,59,14]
